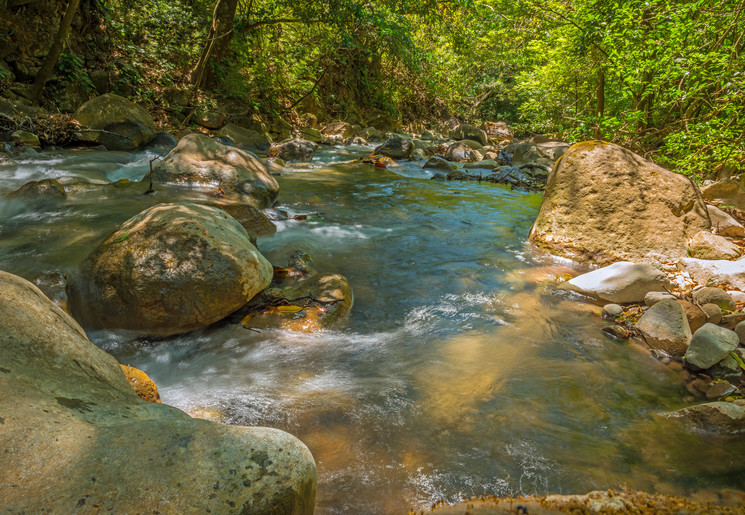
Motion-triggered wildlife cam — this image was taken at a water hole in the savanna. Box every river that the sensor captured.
[1,144,743,513]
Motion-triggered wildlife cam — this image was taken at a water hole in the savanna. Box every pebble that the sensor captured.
[702,303,723,324]
[644,291,676,306]
[603,303,624,317]
[705,381,737,399]
[692,287,737,311]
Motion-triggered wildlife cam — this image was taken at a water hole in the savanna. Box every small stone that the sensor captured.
[692,287,737,311]
[688,231,741,260]
[644,291,676,306]
[708,355,742,378]
[735,321,745,344]
[702,303,723,324]
[677,300,707,333]
[685,323,739,370]
[705,381,737,399]
[603,304,624,317]
[635,299,692,357]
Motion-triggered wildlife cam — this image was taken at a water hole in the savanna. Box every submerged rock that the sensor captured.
[152,133,279,208]
[73,93,156,150]
[0,270,316,513]
[561,261,673,304]
[529,141,711,264]
[8,178,66,201]
[671,400,745,434]
[68,202,273,338]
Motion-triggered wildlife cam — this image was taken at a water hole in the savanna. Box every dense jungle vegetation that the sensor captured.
[1,0,743,178]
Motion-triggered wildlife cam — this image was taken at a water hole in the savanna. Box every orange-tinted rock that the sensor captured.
[677,300,707,333]
[120,364,161,403]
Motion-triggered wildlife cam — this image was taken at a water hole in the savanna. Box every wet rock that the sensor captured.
[73,93,156,150]
[193,109,226,129]
[221,123,271,150]
[8,178,66,201]
[146,131,178,149]
[212,135,234,146]
[68,202,273,338]
[707,204,745,237]
[11,129,40,148]
[424,156,456,172]
[235,252,353,332]
[300,127,324,144]
[119,364,161,403]
[464,159,498,170]
[506,139,569,168]
[603,303,624,317]
[444,141,479,163]
[602,324,630,340]
[0,271,316,513]
[701,179,745,211]
[410,148,426,161]
[451,123,488,145]
[635,299,692,357]
[272,138,317,162]
[688,230,741,260]
[152,133,279,208]
[671,399,745,434]
[322,121,353,139]
[207,200,277,242]
[708,355,742,379]
[678,258,745,290]
[529,141,710,265]
[359,126,385,142]
[705,381,737,399]
[644,291,676,306]
[480,121,512,141]
[374,136,413,159]
[562,261,673,303]
[692,286,737,311]
[685,323,739,370]
[702,303,723,324]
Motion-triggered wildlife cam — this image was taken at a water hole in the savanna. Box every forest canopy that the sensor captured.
[1,0,743,178]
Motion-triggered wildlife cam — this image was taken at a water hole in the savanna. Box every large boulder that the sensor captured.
[678,258,745,290]
[374,136,413,159]
[152,133,279,208]
[529,141,711,264]
[507,140,569,167]
[321,121,353,139]
[444,141,479,163]
[451,123,488,146]
[0,271,316,513]
[561,261,673,304]
[271,138,317,162]
[220,123,271,150]
[73,93,156,150]
[68,202,273,338]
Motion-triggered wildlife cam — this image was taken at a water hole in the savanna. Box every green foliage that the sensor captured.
[56,53,95,92]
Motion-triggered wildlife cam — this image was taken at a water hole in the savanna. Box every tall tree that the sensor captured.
[31,0,82,100]
[190,0,239,88]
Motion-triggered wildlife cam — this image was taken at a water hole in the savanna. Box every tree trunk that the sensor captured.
[31,0,82,100]
[190,0,239,89]
[594,66,605,138]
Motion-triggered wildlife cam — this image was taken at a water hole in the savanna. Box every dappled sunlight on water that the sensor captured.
[1,146,743,513]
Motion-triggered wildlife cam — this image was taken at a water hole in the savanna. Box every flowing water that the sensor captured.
[1,145,744,513]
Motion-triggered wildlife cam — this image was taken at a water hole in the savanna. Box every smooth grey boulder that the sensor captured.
[562,262,673,304]
[692,286,737,311]
[0,271,316,513]
[635,299,692,357]
[152,134,279,208]
[529,141,710,265]
[688,230,741,260]
[68,202,273,338]
[684,323,739,370]
[272,138,317,162]
[678,258,745,290]
[707,204,745,237]
[644,291,676,306]
[671,400,745,434]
